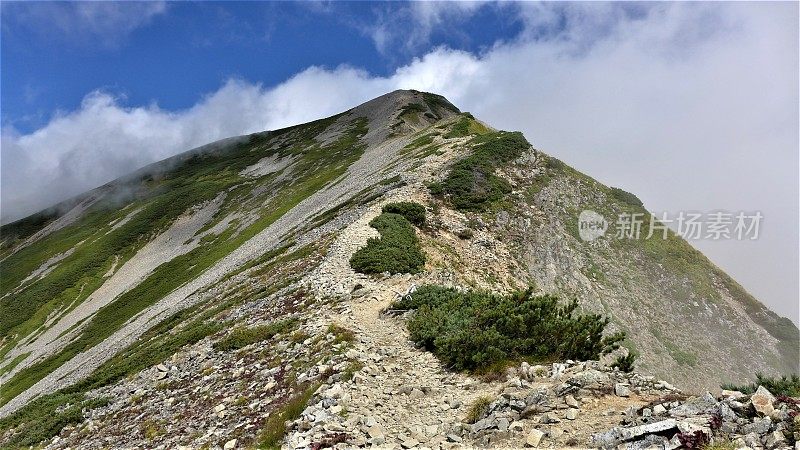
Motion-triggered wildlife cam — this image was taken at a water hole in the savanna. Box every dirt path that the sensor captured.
[339,288,502,448]
[291,189,501,449]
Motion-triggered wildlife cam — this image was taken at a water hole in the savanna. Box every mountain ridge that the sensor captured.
[0,90,796,448]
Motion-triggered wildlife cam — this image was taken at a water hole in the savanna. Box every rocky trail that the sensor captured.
[291,288,503,449]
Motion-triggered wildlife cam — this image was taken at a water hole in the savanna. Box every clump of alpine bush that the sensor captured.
[350,213,425,274]
[429,131,530,211]
[382,202,426,226]
[394,285,625,372]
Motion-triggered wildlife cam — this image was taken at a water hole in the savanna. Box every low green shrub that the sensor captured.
[430,131,530,211]
[0,393,108,448]
[465,396,492,423]
[214,318,297,352]
[444,116,473,138]
[395,285,625,372]
[612,352,637,373]
[721,373,800,396]
[399,102,427,117]
[382,202,426,226]
[258,382,320,449]
[349,213,425,274]
[327,323,356,345]
[610,187,643,207]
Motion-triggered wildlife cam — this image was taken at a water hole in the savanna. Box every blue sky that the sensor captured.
[0,2,798,322]
[2,2,526,132]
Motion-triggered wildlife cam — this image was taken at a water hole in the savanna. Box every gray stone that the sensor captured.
[719,403,738,421]
[567,369,610,387]
[619,419,678,441]
[669,393,716,417]
[539,412,560,424]
[472,418,493,432]
[446,434,462,443]
[765,430,786,448]
[720,389,745,399]
[590,429,622,448]
[742,432,761,448]
[624,434,669,450]
[400,437,419,448]
[366,424,384,439]
[497,418,509,431]
[615,383,631,397]
[653,404,667,415]
[741,416,772,435]
[564,395,579,408]
[565,408,579,420]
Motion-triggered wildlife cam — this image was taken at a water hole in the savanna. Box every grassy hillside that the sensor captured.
[0,112,369,405]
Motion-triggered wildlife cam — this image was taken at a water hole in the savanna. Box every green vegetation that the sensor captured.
[258,382,321,449]
[213,318,297,352]
[141,418,165,440]
[394,285,625,372]
[610,187,643,207]
[465,396,492,424]
[430,131,530,211]
[382,202,426,226]
[340,360,364,382]
[612,352,637,373]
[0,352,29,376]
[700,439,737,450]
[0,392,108,448]
[443,114,489,139]
[721,373,800,396]
[398,102,427,118]
[327,323,356,346]
[349,213,425,274]
[420,92,460,116]
[0,115,369,407]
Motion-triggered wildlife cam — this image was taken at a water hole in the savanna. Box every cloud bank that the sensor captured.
[1,3,796,322]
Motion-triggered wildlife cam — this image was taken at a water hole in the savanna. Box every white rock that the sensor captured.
[223,439,237,449]
[751,385,776,416]
[526,429,545,447]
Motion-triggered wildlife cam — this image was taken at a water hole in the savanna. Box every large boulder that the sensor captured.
[750,385,776,416]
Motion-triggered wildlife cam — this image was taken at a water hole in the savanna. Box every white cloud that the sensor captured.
[1,2,796,322]
[2,1,166,46]
[356,1,494,55]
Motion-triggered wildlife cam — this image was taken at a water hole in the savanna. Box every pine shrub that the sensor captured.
[382,202,426,226]
[612,352,637,373]
[395,285,625,372]
[429,131,530,211]
[350,213,425,274]
[721,373,800,396]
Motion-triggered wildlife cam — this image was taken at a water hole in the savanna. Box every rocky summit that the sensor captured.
[0,90,797,449]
